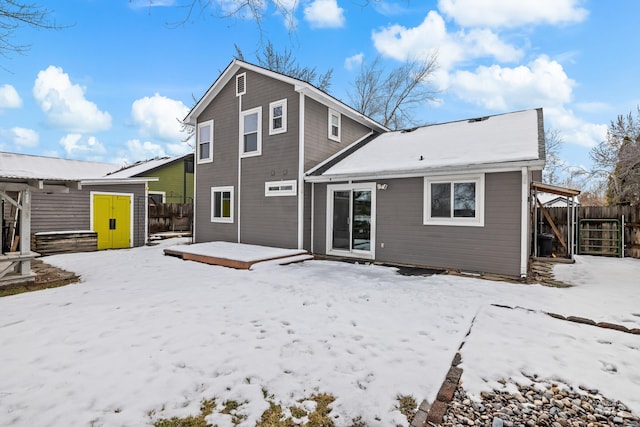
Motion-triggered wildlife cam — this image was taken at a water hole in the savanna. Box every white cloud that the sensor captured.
[131,93,190,142]
[11,127,39,148]
[437,0,588,28]
[371,11,522,73]
[544,106,607,148]
[0,84,22,109]
[304,0,345,28]
[124,139,167,162]
[60,134,106,160]
[450,55,574,110]
[33,66,112,133]
[344,53,364,71]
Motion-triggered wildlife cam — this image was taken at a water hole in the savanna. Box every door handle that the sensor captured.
[109,218,116,230]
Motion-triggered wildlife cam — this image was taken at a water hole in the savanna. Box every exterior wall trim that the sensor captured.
[520,167,529,277]
[297,92,305,249]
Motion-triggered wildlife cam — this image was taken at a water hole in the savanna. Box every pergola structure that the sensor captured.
[531,181,581,259]
[1,177,78,286]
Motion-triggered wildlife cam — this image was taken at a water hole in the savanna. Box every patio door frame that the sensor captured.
[326,182,376,260]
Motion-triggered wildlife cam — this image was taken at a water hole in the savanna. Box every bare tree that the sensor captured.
[590,106,640,205]
[235,42,333,92]
[0,1,62,58]
[347,53,439,130]
[543,128,564,185]
[143,0,298,33]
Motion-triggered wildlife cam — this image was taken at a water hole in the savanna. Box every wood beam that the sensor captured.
[536,197,568,252]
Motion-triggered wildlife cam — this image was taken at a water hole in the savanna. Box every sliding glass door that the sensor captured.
[327,183,376,259]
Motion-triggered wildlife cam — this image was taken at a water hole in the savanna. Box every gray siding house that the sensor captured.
[185,60,545,278]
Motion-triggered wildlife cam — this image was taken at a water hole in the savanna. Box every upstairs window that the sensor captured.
[424,175,484,227]
[241,107,262,157]
[269,99,287,135]
[211,186,234,223]
[197,120,213,163]
[328,109,341,142]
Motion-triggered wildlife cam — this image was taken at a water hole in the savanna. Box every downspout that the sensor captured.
[520,167,529,278]
[297,92,305,249]
[310,182,315,253]
[237,95,242,243]
[144,182,149,245]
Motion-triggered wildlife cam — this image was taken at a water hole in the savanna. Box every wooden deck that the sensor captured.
[164,241,312,270]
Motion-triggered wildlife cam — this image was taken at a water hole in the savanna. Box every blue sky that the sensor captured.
[0,0,638,179]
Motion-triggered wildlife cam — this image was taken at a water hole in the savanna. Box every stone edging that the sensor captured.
[492,303,640,335]
[412,306,640,426]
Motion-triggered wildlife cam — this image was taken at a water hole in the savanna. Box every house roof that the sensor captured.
[0,152,120,182]
[183,59,388,133]
[307,109,546,181]
[106,154,192,178]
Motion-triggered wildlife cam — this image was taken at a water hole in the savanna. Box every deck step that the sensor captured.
[250,254,314,270]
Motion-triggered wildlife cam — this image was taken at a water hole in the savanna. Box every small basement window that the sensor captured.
[265,180,297,197]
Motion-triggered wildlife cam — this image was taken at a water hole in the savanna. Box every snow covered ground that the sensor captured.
[0,239,638,426]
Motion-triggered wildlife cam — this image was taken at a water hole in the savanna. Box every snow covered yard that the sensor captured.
[0,239,638,426]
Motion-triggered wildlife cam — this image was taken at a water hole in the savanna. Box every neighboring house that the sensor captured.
[185,59,546,278]
[537,193,581,208]
[106,154,194,204]
[0,153,152,255]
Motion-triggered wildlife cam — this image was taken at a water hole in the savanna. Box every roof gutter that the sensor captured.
[305,159,545,183]
[81,178,158,185]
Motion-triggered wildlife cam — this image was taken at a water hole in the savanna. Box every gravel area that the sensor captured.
[441,377,640,427]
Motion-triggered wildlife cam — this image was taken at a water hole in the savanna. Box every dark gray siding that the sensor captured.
[31,183,147,247]
[194,68,300,248]
[312,172,522,276]
[311,182,329,253]
[303,97,372,172]
[31,188,90,232]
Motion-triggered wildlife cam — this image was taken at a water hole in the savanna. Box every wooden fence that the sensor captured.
[541,205,640,258]
[148,203,192,234]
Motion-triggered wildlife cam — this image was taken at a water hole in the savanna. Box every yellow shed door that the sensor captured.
[93,194,132,250]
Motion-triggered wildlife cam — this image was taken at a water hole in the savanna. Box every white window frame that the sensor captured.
[269,99,287,135]
[328,109,341,142]
[211,186,234,223]
[197,120,214,164]
[265,179,297,197]
[240,106,262,158]
[236,72,246,96]
[423,174,485,227]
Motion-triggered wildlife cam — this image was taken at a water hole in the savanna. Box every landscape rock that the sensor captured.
[439,377,640,427]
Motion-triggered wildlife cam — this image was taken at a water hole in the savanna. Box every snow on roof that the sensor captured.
[316,109,543,178]
[106,154,190,178]
[0,152,120,181]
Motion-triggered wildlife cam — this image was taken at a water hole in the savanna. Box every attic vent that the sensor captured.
[468,116,489,123]
[236,73,246,96]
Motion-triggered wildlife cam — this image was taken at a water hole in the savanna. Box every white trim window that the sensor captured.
[269,99,287,135]
[265,180,297,197]
[211,186,234,223]
[197,120,213,163]
[240,106,262,157]
[423,175,485,226]
[148,191,166,205]
[328,109,341,142]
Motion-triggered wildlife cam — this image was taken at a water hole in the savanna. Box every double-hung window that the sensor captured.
[211,186,234,223]
[241,107,262,157]
[328,109,341,142]
[269,99,287,135]
[197,120,213,163]
[423,175,484,226]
